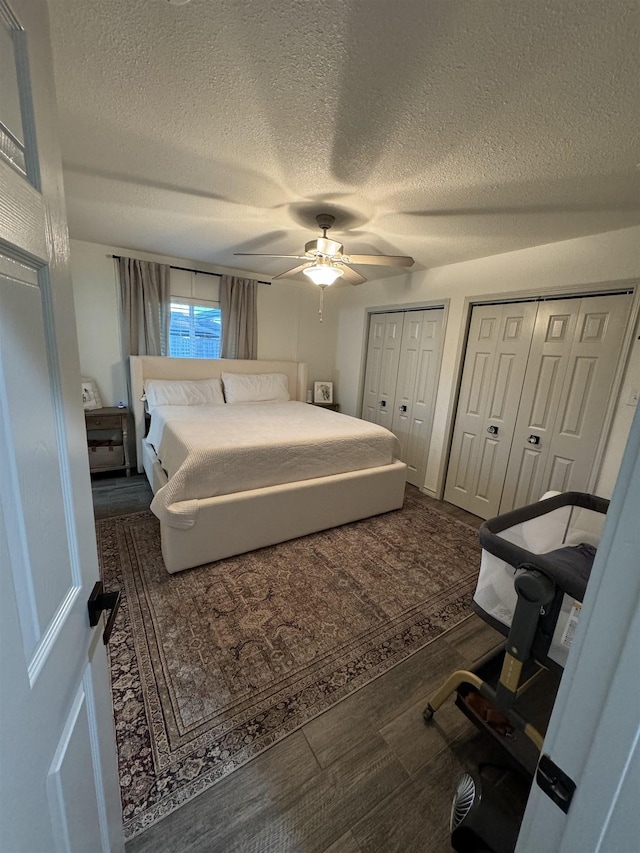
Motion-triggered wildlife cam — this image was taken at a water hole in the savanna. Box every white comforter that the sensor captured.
[148,401,401,529]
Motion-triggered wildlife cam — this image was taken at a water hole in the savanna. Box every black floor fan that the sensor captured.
[450,768,522,853]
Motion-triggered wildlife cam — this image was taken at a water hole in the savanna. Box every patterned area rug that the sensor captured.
[96,496,481,839]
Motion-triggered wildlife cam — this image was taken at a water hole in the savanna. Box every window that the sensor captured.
[169,299,222,358]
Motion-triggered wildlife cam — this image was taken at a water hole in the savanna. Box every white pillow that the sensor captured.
[222,372,290,404]
[143,378,225,411]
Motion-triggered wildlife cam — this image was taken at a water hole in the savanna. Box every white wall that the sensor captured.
[70,228,639,500]
[69,239,339,407]
[334,226,640,499]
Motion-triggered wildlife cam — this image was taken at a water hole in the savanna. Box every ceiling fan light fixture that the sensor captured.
[303,263,344,286]
[234,212,413,288]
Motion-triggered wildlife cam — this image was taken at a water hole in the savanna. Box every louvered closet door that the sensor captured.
[391,309,444,487]
[444,302,537,518]
[500,292,632,512]
[361,312,403,430]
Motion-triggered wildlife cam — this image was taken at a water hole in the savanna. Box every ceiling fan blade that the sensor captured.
[234,253,308,260]
[339,265,366,286]
[272,263,310,281]
[344,254,414,267]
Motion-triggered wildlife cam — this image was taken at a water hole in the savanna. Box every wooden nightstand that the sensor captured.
[311,402,340,412]
[85,407,132,475]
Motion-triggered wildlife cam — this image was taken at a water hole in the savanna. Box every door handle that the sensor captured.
[528,434,541,446]
[399,404,407,413]
[487,425,499,435]
[379,400,386,407]
[88,581,121,645]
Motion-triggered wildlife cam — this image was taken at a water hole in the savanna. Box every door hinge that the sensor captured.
[536,753,576,814]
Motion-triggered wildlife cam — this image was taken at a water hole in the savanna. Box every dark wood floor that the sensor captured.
[91,470,156,519]
[93,475,535,853]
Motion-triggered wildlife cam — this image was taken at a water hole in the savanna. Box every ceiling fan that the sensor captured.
[235,214,414,286]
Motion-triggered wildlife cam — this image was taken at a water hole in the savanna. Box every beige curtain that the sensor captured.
[220,275,258,359]
[117,257,171,358]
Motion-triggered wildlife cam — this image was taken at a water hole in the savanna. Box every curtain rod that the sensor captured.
[108,255,270,285]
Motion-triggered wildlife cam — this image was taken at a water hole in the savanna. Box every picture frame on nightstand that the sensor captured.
[313,381,333,404]
[81,377,102,411]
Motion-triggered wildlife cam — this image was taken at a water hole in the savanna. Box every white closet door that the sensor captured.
[500,293,632,511]
[499,299,580,511]
[361,312,403,429]
[444,302,537,518]
[391,309,444,487]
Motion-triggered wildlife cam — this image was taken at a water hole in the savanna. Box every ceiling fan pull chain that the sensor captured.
[318,285,326,322]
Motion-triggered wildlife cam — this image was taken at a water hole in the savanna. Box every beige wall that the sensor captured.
[69,239,339,407]
[334,226,640,499]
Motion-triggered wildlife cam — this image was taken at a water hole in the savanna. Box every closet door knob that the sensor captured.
[399,404,407,413]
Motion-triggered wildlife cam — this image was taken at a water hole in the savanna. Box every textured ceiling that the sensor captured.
[48,0,640,279]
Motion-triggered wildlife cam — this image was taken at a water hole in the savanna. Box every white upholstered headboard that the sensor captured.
[129,356,308,473]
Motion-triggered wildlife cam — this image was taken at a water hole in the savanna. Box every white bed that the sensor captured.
[130,356,407,572]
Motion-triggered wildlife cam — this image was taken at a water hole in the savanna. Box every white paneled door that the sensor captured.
[445,293,632,519]
[361,312,403,430]
[0,2,123,852]
[362,309,444,487]
[501,294,632,511]
[444,302,537,518]
[390,310,444,486]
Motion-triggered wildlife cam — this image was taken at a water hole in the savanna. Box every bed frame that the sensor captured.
[129,356,407,573]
